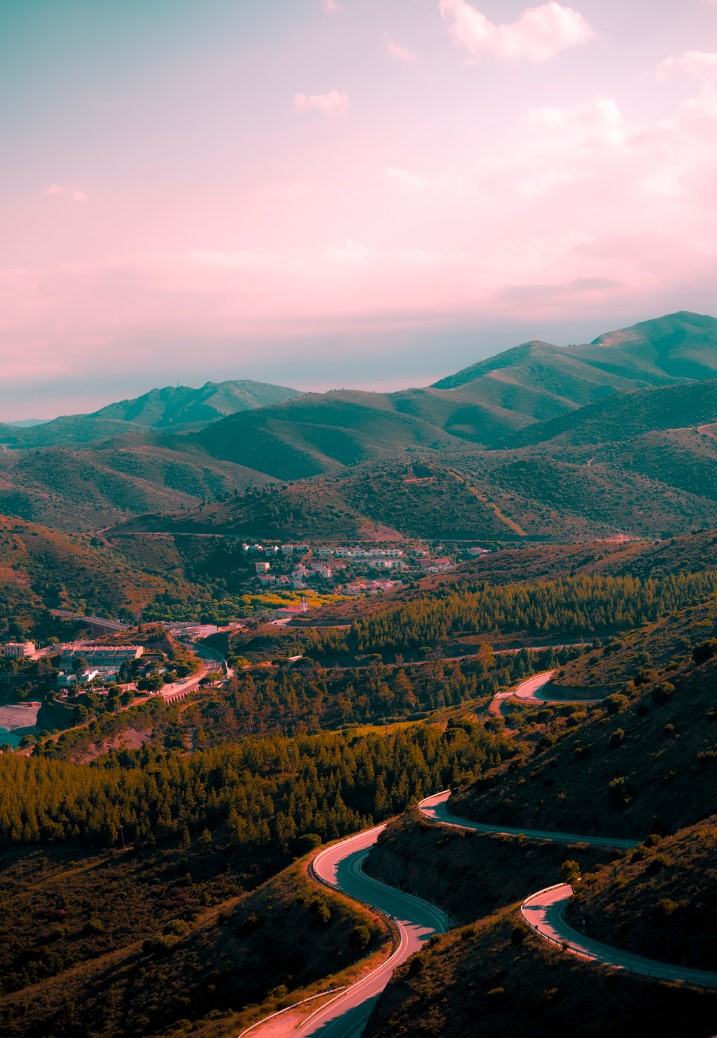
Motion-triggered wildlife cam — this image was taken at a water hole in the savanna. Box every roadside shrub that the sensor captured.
[560,859,581,885]
[607,776,634,809]
[309,896,331,925]
[605,694,628,715]
[350,924,371,951]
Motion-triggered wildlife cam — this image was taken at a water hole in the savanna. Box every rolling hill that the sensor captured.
[508,377,717,448]
[1,312,717,537]
[0,438,271,530]
[436,311,717,408]
[0,379,301,449]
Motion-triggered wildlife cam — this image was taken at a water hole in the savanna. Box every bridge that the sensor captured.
[50,610,130,633]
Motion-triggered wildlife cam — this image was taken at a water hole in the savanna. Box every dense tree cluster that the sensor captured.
[306,573,717,656]
[196,647,575,737]
[0,724,512,849]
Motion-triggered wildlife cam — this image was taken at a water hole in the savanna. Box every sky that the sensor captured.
[1,0,717,419]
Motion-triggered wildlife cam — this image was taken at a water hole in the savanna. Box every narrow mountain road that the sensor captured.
[521,883,717,989]
[329,645,587,676]
[297,826,450,1037]
[421,792,717,989]
[251,788,713,1037]
[419,790,639,849]
[489,669,603,717]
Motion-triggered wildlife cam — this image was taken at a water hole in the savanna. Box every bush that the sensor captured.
[309,897,331,925]
[560,859,581,886]
[609,728,625,748]
[350,924,371,951]
[652,682,675,706]
[692,639,717,665]
[608,776,634,809]
[605,694,628,715]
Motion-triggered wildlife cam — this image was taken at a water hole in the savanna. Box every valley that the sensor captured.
[1,311,717,1038]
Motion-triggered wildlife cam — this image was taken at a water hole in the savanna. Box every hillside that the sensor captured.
[567,816,717,971]
[0,515,208,630]
[437,311,717,402]
[363,903,717,1038]
[0,313,717,537]
[509,377,717,448]
[0,440,271,531]
[0,844,386,1038]
[451,654,717,839]
[192,391,463,479]
[0,380,301,449]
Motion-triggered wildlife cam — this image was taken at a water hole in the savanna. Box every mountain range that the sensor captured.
[1,311,717,538]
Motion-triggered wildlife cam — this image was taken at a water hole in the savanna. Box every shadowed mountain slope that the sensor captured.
[508,377,717,448]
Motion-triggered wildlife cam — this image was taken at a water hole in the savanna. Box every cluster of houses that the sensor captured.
[245,541,470,591]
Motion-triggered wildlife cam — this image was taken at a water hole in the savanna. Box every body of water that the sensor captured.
[0,727,24,748]
[0,702,42,748]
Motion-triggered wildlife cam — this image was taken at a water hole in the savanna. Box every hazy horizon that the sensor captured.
[4,305,705,422]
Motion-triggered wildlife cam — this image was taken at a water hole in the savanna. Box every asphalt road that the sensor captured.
[522,882,717,989]
[419,790,639,849]
[489,670,603,716]
[299,825,450,1038]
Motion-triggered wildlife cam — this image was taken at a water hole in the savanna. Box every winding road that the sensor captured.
[419,790,639,849]
[246,789,716,1037]
[521,882,717,989]
[489,670,603,717]
[298,825,450,1037]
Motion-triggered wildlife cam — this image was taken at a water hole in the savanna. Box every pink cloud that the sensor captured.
[386,37,419,63]
[438,0,595,61]
[528,97,625,149]
[44,184,91,202]
[323,0,342,11]
[659,50,717,82]
[383,167,431,194]
[293,90,349,113]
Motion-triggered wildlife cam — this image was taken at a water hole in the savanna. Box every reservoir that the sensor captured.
[0,701,41,748]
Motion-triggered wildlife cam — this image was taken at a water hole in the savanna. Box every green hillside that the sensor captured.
[0,515,204,630]
[192,391,460,478]
[452,653,717,839]
[435,311,717,404]
[0,379,301,448]
[510,378,717,448]
[0,440,270,531]
[568,816,717,971]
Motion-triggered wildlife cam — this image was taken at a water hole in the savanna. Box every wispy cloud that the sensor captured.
[383,167,431,193]
[658,50,717,82]
[529,98,625,149]
[293,90,349,113]
[385,37,419,63]
[44,184,90,202]
[438,0,595,61]
[322,0,342,11]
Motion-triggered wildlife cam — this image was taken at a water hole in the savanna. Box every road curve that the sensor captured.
[521,882,717,989]
[421,792,717,990]
[419,790,639,849]
[489,670,603,717]
[298,824,451,1037]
